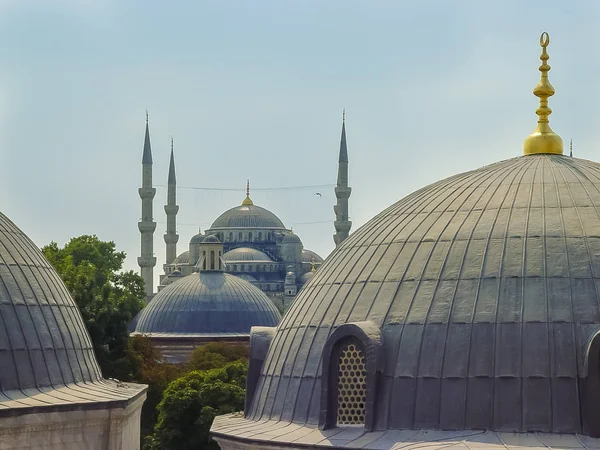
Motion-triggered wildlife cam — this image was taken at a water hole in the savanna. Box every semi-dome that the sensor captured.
[211,204,286,230]
[172,250,190,264]
[302,248,323,263]
[246,153,600,434]
[0,211,145,411]
[223,247,273,262]
[133,271,281,335]
[190,233,205,244]
[202,234,220,244]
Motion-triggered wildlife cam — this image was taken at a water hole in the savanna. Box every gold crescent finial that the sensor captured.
[523,32,563,155]
[311,257,316,272]
[242,179,253,205]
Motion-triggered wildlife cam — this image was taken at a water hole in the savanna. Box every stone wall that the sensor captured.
[0,393,146,450]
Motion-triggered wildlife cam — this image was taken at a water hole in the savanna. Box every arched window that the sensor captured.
[218,251,222,270]
[202,251,206,270]
[229,232,233,241]
[258,232,262,241]
[334,339,366,426]
[249,232,253,242]
[210,251,215,270]
[238,231,243,241]
[233,264,237,272]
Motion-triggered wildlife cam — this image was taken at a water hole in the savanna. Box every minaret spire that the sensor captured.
[333,110,352,247]
[570,139,573,157]
[138,113,157,298]
[523,32,563,155]
[164,137,179,265]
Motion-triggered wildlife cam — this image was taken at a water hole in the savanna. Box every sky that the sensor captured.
[1,0,600,290]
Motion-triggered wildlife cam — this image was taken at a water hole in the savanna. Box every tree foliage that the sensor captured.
[146,361,247,450]
[187,342,248,371]
[42,235,146,379]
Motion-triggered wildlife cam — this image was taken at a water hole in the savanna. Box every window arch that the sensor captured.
[232,264,237,272]
[258,232,262,241]
[218,251,222,270]
[210,250,215,270]
[335,339,366,425]
[229,232,233,241]
[249,232,253,242]
[238,231,243,241]
[202,251,206,270]
[320,321,381,431]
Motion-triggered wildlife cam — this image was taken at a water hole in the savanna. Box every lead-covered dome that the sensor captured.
[223,247,272,262]
[0,212,103,392]
[211,204,285,229]
[134,271,281,335]
[248,154,600,434]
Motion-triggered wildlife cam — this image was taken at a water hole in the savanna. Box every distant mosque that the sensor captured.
[136,113,352,310]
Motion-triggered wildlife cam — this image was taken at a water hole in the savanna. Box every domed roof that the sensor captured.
[0,212,103,392]
[302,248,323,263]
[133,272,280,335]
[190,233,205,244]
[247,154,600,434]
[223,247,272,263]
[173,250,190,264]
[299,270,315,285]
[282,232,301,244]
[210,204,285,230]
[203,234,220,244]
[0,211,145,410]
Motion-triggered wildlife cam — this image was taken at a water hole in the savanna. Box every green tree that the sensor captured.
[42,235,146,379]
[146,361,247,450]
[187,342,248,371]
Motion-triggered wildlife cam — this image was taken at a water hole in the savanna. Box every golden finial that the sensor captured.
[311,257,316,272]
[242,179,253,205]
[523,32,563,155]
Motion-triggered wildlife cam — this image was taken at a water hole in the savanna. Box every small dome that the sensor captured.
[133,272,281,335]
[282,233,301,244]
[302,248,323,263]
[202,234,220,244]
[299,271,314,285]
[173,251,190,264]
[223,247,273,263]
[190,233,205,244]
[211,204,285,229]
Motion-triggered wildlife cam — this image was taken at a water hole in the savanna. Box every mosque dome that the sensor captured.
[235,35,600,439]
[0,211,145,414]
[298,271,314,285]
[282,232,302,244]
[202,234,220,244]
[223,247,273,262]
[173,251,190,264]
[211,204,285,230]
[133,272,281,335]
[302,248,324,263]
[190,232,205,244]
[247,153,600,434]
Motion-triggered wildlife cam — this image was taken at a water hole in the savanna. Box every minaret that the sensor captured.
[138,112,157,298]
[164,137,179,265]
[333,110,352,247]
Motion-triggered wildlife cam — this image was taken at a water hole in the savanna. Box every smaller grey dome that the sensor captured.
[282,233,301,244]
[173,251,190,264]
[299,271,315,284]
[190,233,205,244]
[133,272,281,335]
[301,248,323,263]
[223,247,272,262]
[203,234,220,244]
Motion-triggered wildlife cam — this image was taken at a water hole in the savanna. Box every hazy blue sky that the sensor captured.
[1,1,599,288]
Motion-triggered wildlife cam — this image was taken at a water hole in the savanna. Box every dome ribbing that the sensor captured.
[211,204,285,229]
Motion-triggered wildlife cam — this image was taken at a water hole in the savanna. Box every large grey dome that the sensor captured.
[0,212,103,392]
[134,271,281,335]
[211,204,285,229]
[247,154,600,434]
[223,247,272,262]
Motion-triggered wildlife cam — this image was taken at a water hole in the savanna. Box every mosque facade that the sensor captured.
[138,117,352,310]
[210,33,600,449]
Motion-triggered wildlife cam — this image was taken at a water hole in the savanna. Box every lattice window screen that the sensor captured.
[336,341,367,425]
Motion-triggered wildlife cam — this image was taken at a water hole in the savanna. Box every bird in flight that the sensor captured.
[314,192,322,197]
